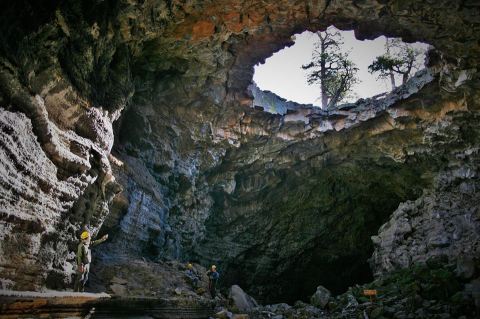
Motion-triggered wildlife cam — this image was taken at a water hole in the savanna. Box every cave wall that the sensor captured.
[187,76,480,303]
[0,0,128,289]
[371,111,480,276]
[0,0,479,303]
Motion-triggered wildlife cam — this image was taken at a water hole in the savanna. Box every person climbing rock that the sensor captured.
[206,264,220,298]
[185,263,200,289]
[74,231,108,292]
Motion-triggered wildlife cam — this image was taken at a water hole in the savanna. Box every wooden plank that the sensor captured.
[363,289,377,296]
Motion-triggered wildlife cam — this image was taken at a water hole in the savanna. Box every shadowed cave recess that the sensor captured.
[0,0,480,314]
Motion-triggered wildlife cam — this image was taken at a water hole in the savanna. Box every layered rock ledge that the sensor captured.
[0,290,214,319]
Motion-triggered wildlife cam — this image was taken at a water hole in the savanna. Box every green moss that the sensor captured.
[331,263,473,318]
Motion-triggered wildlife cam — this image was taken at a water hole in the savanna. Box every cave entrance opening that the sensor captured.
[252,27,430,110]
[216,160,429,305]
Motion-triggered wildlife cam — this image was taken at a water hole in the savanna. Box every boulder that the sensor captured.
[110,283,127,296]
[346,294,359,308]
[228,285,259,311]
[265,303,291,312]
[214,309,233,319]
[310,285,331,309]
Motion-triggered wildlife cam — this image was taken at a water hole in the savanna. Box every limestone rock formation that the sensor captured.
[310,285,331,309]
[228,285,259,312]
[371,161,480,276]
[0,0,126,290]
[0,0,480,310]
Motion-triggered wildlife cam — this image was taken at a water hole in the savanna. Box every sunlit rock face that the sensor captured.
[1,0,480,304]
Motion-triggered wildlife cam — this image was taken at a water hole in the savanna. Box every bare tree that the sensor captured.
[302,28,359,109]
[368,38,426,90]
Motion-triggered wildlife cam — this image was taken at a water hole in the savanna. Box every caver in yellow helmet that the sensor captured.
[74,231,108,292]
[187,263,193,269]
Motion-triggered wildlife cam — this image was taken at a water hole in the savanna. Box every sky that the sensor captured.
[253,28,429,107]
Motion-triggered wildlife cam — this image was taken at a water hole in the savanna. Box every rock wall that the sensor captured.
[0,96,119,290]
[0,1,126,289]
[370,86,480,277]
[0,0,480,304]
[371,132,480,276]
